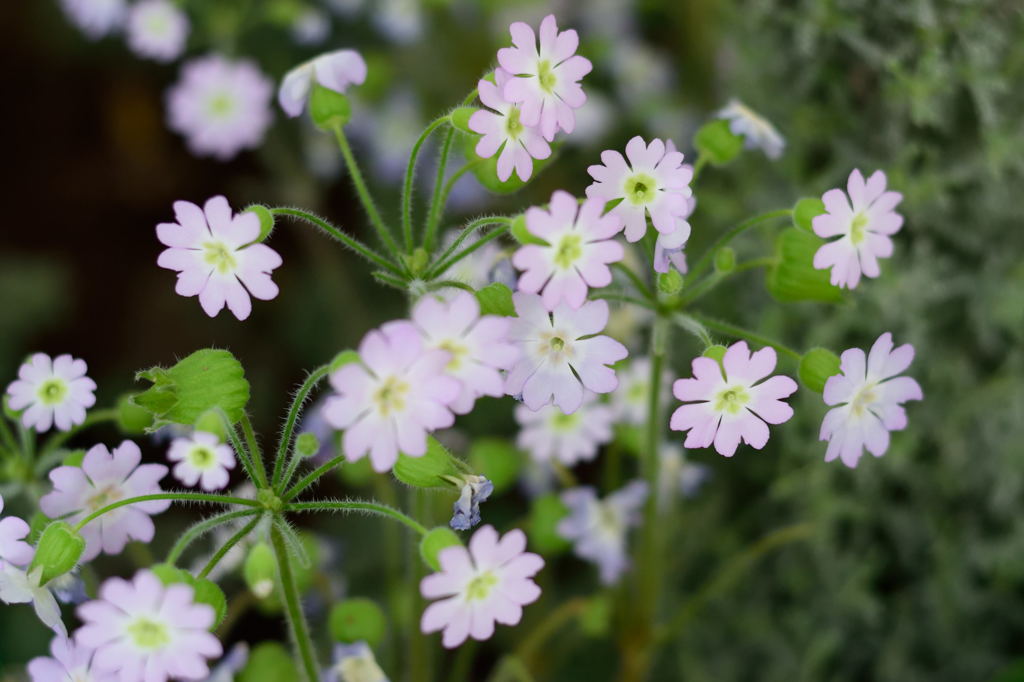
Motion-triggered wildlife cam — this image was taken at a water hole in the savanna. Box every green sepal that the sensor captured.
[462,135,559,194]
[658,270,684,295]
[799,348,842,393]
[693,119,743,166]
[244,204,276,242]
[702,344,728,365]
[393,437,462,489]
[310,84,352,131]
[243,543,277,599]
[29,522,85,585]
[766,228,845,304]
[329,350,361,372]
[329,597,387,645]
[449,107,478,134]
[295,433,320,458]
[475,283,516,317]
[420,527,463,571]
[132,349,250,432]
[510,214,547,246]
[793,197,826,233]
[115,394,154,434]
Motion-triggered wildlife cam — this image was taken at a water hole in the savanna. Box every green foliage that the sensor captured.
[393,437,462,488]
[328,598,387,645]
[132,349,250,431]
[475,282,516,317]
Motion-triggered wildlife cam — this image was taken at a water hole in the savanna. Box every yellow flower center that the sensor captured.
[537,60,557,93]
[438,339,470,372]
[623,172,658,205]
[87,484,123,513]
[505,107,524,138]
[126,616,171,650]
[188,446,216,470]
[849,383,878,417]
[206,93,236,118]
[553,233,583,269]
[465,570,498,601]
[712,385,751,414]
[373,375,410,416]
[850,213,869,245]
[202,241,237,274]
[37,379,68,406]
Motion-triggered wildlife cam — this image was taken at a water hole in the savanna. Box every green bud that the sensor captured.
[256,489,283,513]
[509,213,547,246]
[310,84,352,130]
[393,437,462,488]
[657,270,684,295]
[468,438,521,494]
[702,344,728,365]
[239,642,298,682]
[328,598,387,646]
[767,228,844,303]
[193,409,228,443]
[798,348,842,393]
[693,119,743,166]
[244,204,276,242]
[792,198,825,233]
[419,527,462,571]
[116,394,154,434]
[295,433,320,458]
[329,350,361,372]
[474,283,516,317]
[405,247,430,276]
[713,247,736,273]
[244,542,278,599]
[133,349,250,431]
[29,522,85,585]
[449,107,478,134]
[528,493,570,556]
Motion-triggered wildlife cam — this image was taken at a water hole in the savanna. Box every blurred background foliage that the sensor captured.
[1,0,1022,680]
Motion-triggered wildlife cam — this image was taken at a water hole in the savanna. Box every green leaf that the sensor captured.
[449,107,478,134]
[468,438,522,494]
[694,119,744,166]
[766,228,845,304]
[329,598,387,646]
[243,543,277,599]
[239,642,298,682]
[420,527,463,571]
[309,84,352,130]
[393,437,462,488]
[799,348,842,393]
[528,493,570,555]
[132,349,250,431]
[475,283,516,317]
[793,197,826,233]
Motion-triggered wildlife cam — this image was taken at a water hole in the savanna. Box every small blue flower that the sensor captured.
[449,475,494,531]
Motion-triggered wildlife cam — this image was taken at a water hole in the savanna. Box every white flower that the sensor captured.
[60,0,125,39]
[167,431,236,491]
[468,68,551,182]
[329,641,389,682]
[29,636,114,682]
[125,0,189,63]
[76,570,223,681]
[0,493,33,566]
[515,391,613,466]
[557,481,648,585]
[167,54,273,160]
[279,49,367,118]
[0,563,66,636]
[717,99,785,159]
[609,357,672,426]
[5,353,97,433]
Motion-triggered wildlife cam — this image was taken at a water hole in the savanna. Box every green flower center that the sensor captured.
[537,60,557,93]
[627,381,646,404]
[712,385,751,414]
[187,446,216,470]
[373,375,410,416]
[438,339,470,372]
[623,173,658,206]
[505,107,524,138]
[36,378,68,406]
[87,484,123,513]
[850,383,878,417]
[203,240,238,274]
[465,570,498,601]
[550,410,581,432]
[597,504,623,536]
[553,233,583,269]
[850,213,869,245]
[206,93,236,118]
[126,616,171,650]
[550,336,565,351]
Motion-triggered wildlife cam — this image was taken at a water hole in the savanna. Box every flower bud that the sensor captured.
[244,542,277,599]
[29,522,85,586]
[713,247,736,273]
[657,270,684,295]
[799,347,842,393]
[116,393,154,434]
[295,433,320,458]
[310,84,352,130]
[693,119,743,166]
[702,344,728,366]
[328,598,386,646]
[420,527,462,572]
[448,106,478,134]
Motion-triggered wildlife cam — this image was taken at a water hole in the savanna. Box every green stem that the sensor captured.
[270,523,321,682]
[426,160,484,252]
[638,316,668,609]
[402,116,449,252]
[74,493,260,531]
[285,500,428,535]
[426,279,476,294]
[427,222,511,279]
[427,215,509,272]
[225,422,260,490]
[691,155,709,182]
[240,414,268,488]
[332,124,401,257]
[611,262,655,301]
[684,209,791,286]
[675,258,776,308]
[371,271,410,291]
[166,509,262,565]
[270,208,404,276]
[0,417,18,455]
[687,313,802,361]
[273,365,331,491]
[591,293,658,310]
[423,126,456,251]
[198,515,261,579]
[282,454,346,501]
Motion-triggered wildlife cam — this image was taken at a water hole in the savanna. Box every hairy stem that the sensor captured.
[198,515,261,579]
[688,313,802,361]
[270,208,404,276]
[427,222,511,280]
[74,493,261,531]
[270,523,321,682]
[684,209,791,286]
[166,509,262,566]
[402,116,449,252]
[273,365,331,491]
[423,126,456,251]
[240,414,268,488]
[285,500,428,535]
[332,124,401,257]
[282,454,346,501]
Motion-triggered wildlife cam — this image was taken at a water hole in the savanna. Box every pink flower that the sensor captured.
[157,196,283,321]
[586,136,694,243]
[468,68,551,182]
[515,391,613,466]
[166,431,235,491]
[497,14,592,141]
[512,190,623,310]
[323,323,460,472]
[812,169,904,289]
[125,0,189,63]
[0,494,32,566]
[5,353,96,433]
[420,525,543,648]
[29,637,115,682]
[820,333,923,468]
[392,291,519,415]
[278,49,367,118]
[505,293,628,414]
[557,481,647,585]
[76,570,223,682]
[167,55,273,160]
[670,342,798,457]
[40,441,170,562]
